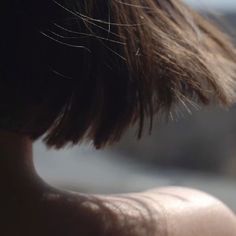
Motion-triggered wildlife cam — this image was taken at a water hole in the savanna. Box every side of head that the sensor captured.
[1,0,236,149]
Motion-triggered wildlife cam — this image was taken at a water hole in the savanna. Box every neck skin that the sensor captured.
[0,131,39,190]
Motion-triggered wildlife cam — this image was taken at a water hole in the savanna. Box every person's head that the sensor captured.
[1,0,236,149]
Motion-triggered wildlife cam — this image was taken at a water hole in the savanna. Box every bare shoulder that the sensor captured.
[90,187,236,236]
[142,187,236,236]
[42,187,236,236]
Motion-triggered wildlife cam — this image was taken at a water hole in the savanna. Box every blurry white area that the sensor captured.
[185,0,236,11]
[34,141,236,212]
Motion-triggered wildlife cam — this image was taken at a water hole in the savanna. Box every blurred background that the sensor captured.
[34,0,236,212]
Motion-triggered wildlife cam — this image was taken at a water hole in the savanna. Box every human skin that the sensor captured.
[1,131,236,236]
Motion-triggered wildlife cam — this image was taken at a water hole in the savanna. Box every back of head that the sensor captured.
[1,0,236,148]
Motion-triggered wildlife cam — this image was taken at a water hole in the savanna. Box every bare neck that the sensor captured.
[0,131,38,188]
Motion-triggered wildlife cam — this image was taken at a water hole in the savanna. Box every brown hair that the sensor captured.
[1,0,236,148]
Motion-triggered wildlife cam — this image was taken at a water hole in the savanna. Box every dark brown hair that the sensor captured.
[1,0,236,148]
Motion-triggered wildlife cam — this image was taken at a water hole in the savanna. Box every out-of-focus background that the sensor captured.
[34,0,236,212]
